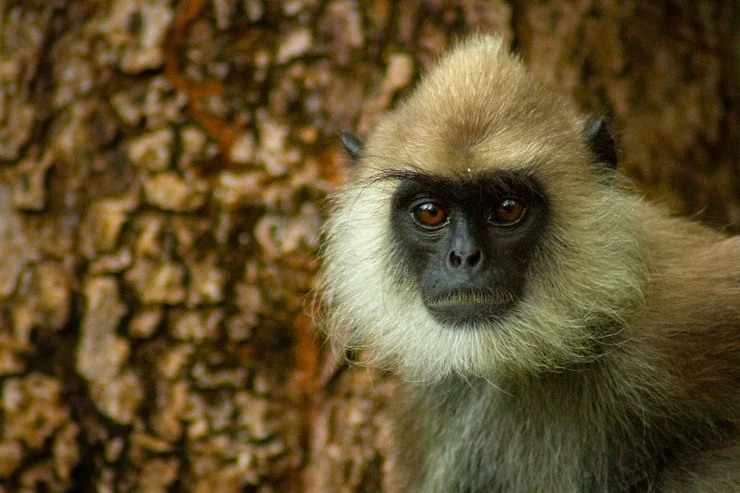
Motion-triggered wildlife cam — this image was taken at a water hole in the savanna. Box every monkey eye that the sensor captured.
[412,201,449,229]
[490,198,526,225]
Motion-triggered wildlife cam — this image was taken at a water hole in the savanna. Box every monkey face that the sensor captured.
[390,172,548,328]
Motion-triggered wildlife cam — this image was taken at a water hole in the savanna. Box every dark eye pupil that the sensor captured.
[423,204,440,217]
[501,200,516,213]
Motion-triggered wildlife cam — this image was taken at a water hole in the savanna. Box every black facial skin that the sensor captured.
[390,171,548,328]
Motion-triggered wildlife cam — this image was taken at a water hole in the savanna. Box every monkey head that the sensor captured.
[319,36,650,382]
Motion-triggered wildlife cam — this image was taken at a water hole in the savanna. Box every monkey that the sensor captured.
[318,35,740,491]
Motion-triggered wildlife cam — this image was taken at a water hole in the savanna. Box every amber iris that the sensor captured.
[413,202,448,228]
[492,198,525,225]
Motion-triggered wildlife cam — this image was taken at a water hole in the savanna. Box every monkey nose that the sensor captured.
[448,249,483,269]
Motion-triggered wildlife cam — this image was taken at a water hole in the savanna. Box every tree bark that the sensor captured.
[0,0,737,491]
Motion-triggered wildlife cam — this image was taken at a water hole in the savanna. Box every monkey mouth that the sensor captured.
[424,289,515,326]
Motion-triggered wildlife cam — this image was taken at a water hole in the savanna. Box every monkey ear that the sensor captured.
[341,132,363,161]
[583,116,617,170]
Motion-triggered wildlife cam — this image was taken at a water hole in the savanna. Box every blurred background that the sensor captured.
[0,0,738,491]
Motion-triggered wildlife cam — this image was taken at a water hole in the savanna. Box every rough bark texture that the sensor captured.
[0,1,737,491]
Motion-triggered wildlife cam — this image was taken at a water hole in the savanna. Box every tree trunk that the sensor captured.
[0,0,737,491]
